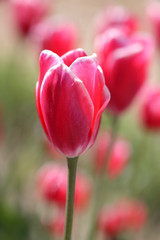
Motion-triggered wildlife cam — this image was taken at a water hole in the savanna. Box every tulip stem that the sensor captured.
[63,157,78,240]
[87,115,118,240]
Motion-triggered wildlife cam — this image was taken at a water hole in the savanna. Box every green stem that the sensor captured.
[87,115,119,240]
[63,157,78,240]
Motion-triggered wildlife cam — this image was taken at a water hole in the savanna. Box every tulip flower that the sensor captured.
[36,163,92,210]
[94,132,131,178]
[11,0,50,36]
[147,2,160,48]
[30,17,79,56]
[94,5,138,36]
[36,48,110,157]
[98,200,147,238]
[95,28,153,115]
[140,86,160,130]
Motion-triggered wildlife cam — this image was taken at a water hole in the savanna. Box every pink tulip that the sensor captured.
[94,5,138,36]
[95,28,153,115]
[36,48,110,157]
[94,132,131,178]
[36,163,92,210]
[11,0,50,36]
[98,199,147,238]
[147,2,160,48]
[30,17,79,56]
[140,85,160,130]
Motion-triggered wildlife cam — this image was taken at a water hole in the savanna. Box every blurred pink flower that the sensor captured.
[11,0,50,36]
[94,132,131,178]
[95,28,154,115]
[140,85,160,130]
[147,1,160,48]
[94,5,138,36]
[36,163,92,210]
[30,17,79,56]
[98,199,147,238]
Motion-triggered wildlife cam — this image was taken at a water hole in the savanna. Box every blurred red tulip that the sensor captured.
[36,163,92,210]
[48,212,65,237]
[98,199,147,238]
[11,0,50,36]
[95,28,153,115]
[140,86,160,130]
[94,5,138,36]
[36,49,110,157]
[147,2,160,48]
[30,17,79,56]
[94,132,131,178]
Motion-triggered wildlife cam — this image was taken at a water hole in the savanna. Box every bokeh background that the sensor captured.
[0,0,160,239]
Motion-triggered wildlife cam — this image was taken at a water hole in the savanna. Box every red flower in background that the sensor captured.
[36,163,92,210]
[95,29,153,115]
[94,132,131,178]
[98,200,147,238]
[36,48,110,157]
[140,85,160,130]
[47,212,65,237]
[147,1,160,48]
[30,17,79,56]
[11,0,50,36]
[94,5,138,36]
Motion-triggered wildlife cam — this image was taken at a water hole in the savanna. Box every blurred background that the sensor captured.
[0,0,160,240]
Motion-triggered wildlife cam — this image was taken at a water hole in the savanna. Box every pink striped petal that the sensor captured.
[87,66,111,149]
[62,48,87,67]
[39,50,63,87]
[40,64,94,157]
[70,54,98,102]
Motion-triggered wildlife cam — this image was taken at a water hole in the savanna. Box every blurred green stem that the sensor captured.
[63,157,78,240]
[87,115,119,240]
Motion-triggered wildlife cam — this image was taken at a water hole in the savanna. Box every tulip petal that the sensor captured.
[39,50,63,87]
[107,44,145,113]
[62,48,87,67]
[40,64,94,157]
[87,66,111,148]
[70,54,98,101]
[36,50,63,138]
[36,82,49,137]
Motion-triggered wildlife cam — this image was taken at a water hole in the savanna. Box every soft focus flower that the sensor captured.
[94,132,131,178]
[95,28,153,115]
[147,1,160,48]
[47,212,65,237]
[98,200,147,238]
[140,85,160,130]
[94,5,138,36]
[36,163,92,210]
[30,17,79,56]
[11,0,50,36]
[36,48,110,157]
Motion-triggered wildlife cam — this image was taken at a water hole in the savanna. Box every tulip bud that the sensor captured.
[94,132,131,178]
[140,85,160,130]
[11,0,50,36]
[36,163,92,210]
[30,17,79,56]
[94,5,138,36]
[95,29,154,115]
[36,48,110,157]
[98,199,147,238]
